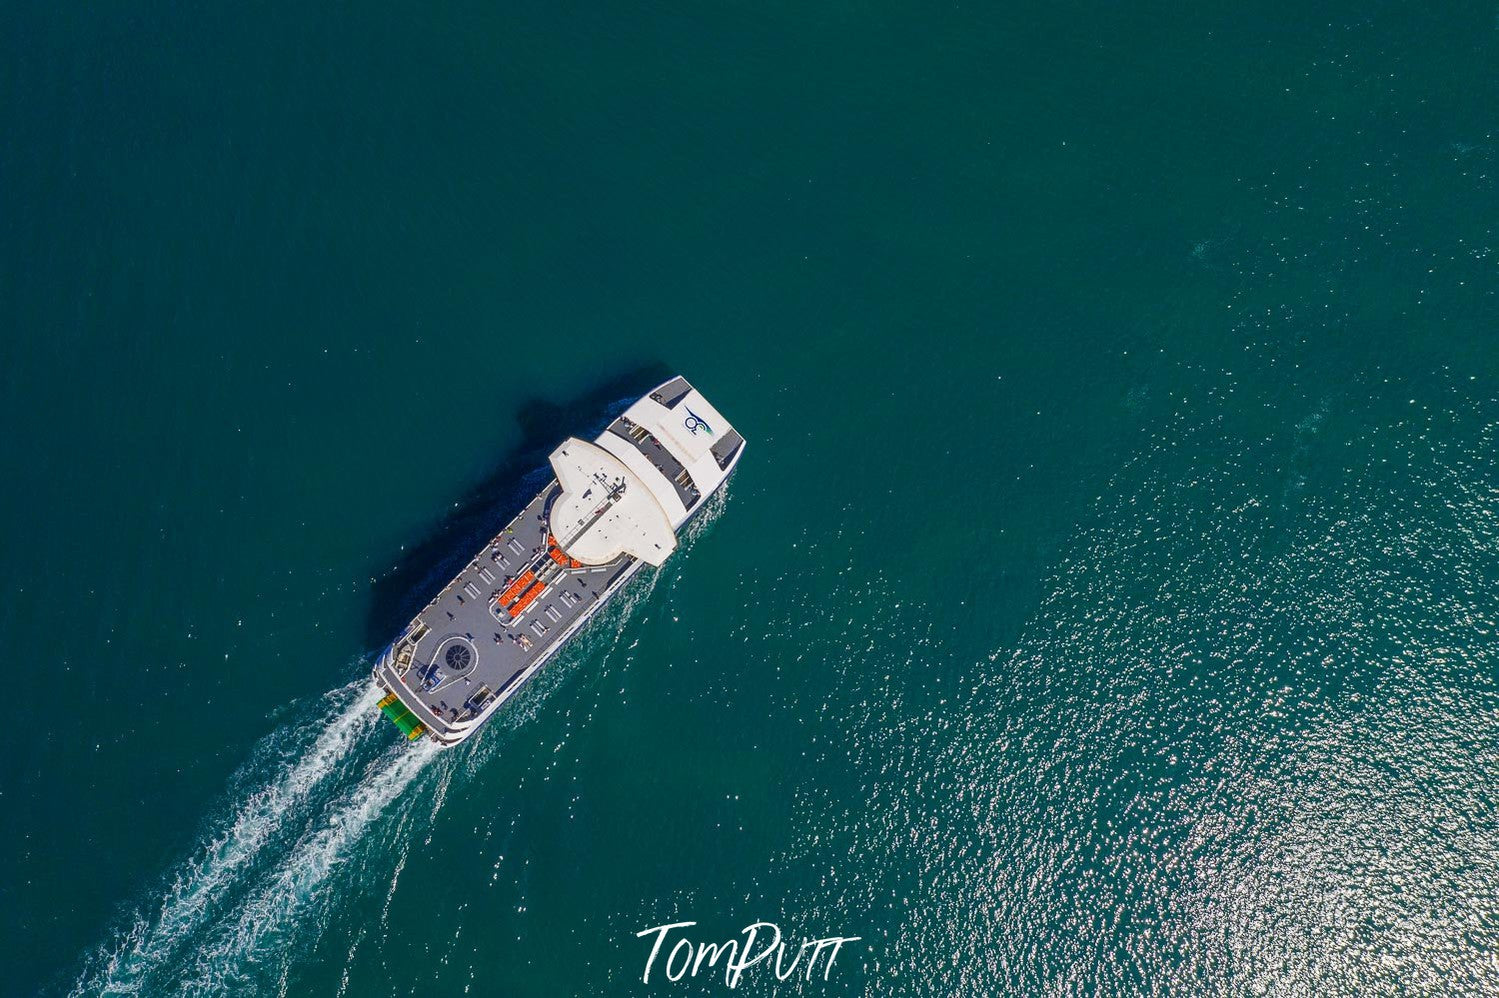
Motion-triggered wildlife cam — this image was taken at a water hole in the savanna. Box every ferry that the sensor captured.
[372,376,744,745]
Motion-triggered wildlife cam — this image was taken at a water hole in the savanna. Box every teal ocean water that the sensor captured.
[4,3,1498,995]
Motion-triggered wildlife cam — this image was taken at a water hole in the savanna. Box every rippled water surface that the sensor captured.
[4,3,1498,995]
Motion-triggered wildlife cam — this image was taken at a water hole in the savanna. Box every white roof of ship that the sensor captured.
[547,438,677,567]
[594,381,739,529]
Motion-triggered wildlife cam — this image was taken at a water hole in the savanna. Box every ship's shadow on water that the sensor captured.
[361,363,672,650]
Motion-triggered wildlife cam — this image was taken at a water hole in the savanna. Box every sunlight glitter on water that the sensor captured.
[774,393,1499,996]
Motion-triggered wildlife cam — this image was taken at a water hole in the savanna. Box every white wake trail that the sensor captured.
[177,739,442,996]
[73,681,382,997]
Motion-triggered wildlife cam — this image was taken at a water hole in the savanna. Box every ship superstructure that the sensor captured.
[372,376,743,745]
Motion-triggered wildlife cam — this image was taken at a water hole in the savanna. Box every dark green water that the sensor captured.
[4,3,1498,995]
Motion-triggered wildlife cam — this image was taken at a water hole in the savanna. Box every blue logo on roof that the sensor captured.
[683,407,714,437]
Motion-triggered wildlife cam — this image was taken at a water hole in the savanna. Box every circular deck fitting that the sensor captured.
[444,643,473,671]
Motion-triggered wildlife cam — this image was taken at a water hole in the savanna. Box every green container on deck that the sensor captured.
[377,692,426,741]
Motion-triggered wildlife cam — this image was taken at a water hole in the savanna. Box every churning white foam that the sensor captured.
[175,740,441,996]
[72,680,382,997]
